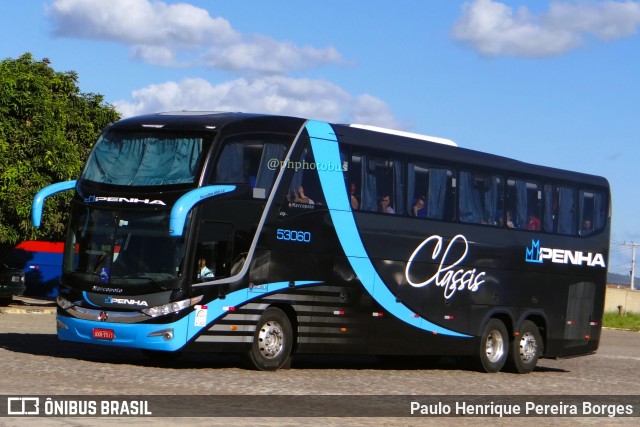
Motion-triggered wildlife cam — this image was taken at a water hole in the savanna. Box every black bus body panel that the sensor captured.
[53,113,609,362]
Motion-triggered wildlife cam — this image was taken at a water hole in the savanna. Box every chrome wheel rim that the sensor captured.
[485,330,505,363]
[257,320,284,359]
[518,332,538,363]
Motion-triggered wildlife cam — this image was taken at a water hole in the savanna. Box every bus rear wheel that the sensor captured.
[476,318,508,373]
[507,320,542,374]
[248,307,293,371]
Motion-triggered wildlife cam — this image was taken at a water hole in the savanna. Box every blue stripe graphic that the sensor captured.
[305,120,468,337]
[82,291,100,307]
[59,280,321,350]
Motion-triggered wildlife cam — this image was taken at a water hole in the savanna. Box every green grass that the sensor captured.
[603,312,640,331]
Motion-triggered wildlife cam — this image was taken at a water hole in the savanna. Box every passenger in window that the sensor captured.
[580,219,593,236]
[349,183,359,210]
[293,186,314,205]
[526,213,541,231]
[198,258,215,280]
[506,211,515,228]
[412,196,427,218]
[379,194,395,214]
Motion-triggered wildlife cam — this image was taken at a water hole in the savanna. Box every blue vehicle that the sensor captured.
[3,241,64,298]
[32,112,610,373]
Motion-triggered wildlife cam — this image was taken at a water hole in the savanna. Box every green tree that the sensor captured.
[0,53,120,256]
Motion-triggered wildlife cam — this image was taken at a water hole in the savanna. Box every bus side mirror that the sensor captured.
[169,185,236,237]
[32,180,77,227]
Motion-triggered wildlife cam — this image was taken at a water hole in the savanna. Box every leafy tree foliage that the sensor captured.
[0,53,120,255]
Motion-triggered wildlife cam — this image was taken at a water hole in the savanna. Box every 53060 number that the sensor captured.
[276,228,311,243]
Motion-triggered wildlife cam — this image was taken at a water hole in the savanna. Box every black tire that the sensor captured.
[0,296,12,306]
[248,307,293,371]
[507,320,543,374]
[476,318,508,373]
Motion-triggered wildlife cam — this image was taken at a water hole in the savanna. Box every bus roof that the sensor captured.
[107,112,607,189]
[349,124,457,146]
[333,123,608,188]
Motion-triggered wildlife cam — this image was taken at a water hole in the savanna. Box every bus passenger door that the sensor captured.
[193,222,234,283]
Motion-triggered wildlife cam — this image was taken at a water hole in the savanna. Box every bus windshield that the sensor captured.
[82,130,206,186]
[63,204,187,287]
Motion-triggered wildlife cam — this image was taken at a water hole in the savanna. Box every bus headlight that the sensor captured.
[56,295,75,310]
[141,295,203,318]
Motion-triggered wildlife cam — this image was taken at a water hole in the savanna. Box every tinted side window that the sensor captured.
[459,171,504,226]
[213,136,288,199]
[279,140,326,216]
[348,152,362,210]
[579,189,607,236]
[408,162,455,220]
[544,184,576,235]
[506,179,542,230]
[354,152,404,215]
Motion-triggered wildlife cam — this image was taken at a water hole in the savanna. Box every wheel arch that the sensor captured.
[475,309,515,340]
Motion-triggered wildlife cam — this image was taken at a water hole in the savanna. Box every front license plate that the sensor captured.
[93,328,115,340]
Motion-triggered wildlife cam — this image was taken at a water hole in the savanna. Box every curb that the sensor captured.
[0,296,57,315]
[602,326,640,333]
[0,306,56,314]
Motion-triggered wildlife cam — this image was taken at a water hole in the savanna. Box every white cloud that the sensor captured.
[130,45,182,67]
[47,0,341,73]
[48,0,238,46]
[202,35,342,74]
[48,1,398,130]
[452,0,640,57]
[113,77,402,129]
[547,1,640,39]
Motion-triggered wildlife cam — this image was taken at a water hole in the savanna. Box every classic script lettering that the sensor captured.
[404,234,486,300]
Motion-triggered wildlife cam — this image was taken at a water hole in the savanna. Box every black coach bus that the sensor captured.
[32,112,610,373]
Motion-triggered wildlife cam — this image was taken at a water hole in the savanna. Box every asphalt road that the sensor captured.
[1,297,639,426]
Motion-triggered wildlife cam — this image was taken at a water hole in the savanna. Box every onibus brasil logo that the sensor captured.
[525,240,606,268]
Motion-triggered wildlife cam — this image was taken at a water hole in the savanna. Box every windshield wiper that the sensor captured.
[114,276,160,286]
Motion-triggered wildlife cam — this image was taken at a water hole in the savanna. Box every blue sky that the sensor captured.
[1,0,639,275]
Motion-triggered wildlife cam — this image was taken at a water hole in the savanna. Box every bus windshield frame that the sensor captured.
[62,202,188,289]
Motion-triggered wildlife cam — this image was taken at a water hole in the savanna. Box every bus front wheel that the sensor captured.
[248,307,293,371]
[476,318,508,373]
[507,320,542,374]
